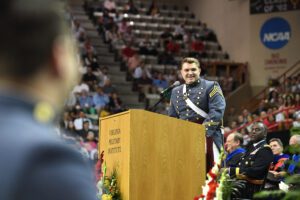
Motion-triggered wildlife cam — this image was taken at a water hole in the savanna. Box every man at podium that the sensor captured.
[168,57,226,171]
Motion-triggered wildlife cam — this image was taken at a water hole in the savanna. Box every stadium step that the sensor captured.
[90,38,107,48]
[86,30,99,38]
[81,22,95,30]
[120,94,139,104]
[74,15,90,22]
[124,103,145,109]
[97,56,117,65]
[96,48,112,57]
[109,74,127,84]
[116,86,135,95]
[71,10,86,16]
[108,65,123,73]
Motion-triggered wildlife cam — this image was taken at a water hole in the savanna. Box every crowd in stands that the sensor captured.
[84,0,235,111]
[224,73,300,147]
[57,15,126,163]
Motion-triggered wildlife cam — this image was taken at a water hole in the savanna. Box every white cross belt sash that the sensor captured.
[183,84,208,119]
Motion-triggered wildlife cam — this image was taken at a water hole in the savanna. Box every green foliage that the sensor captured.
[101,168,121,200]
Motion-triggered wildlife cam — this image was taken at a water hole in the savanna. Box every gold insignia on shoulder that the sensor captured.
[33,102,55,123]
[209,85,224,98]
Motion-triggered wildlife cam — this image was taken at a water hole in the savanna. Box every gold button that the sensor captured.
[176,101,179,103]
[201,88,204,89]
[176,106,179,108]
[177,91,179,93]
[199,92,202,94]
[189,89,191,92]
[186,113,189,116]
[196,118,199,120]
[186,109,189,111]
[197,102,199,105]
[197,97,200,99]
[245,161,248,165]
[177,96,179,98]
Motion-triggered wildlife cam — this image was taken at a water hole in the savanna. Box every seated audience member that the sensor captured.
[224,133,245,167]
[108,92,123,113]
[152,72,168,93]
[83,52,99,70]
[224,122,273,199]
[82,67,98,88]
[189,37,204,58]
[166,39,180,55]
[139,36,158,56]
[78,89,94,108]
[286,135,300,176]
[80,131,98,162]
[103,0,116,12]
[137,71,153,101]
[73,111,93,131]
[73,79,90,93]
[265,138,289,190]
[124,0,139,14]
[93,87,110,112]
[78,120,94,139]
[158,50,177,65]
[147,0,160,16]
[293,113,300,128]
[122,42,136,61]
[118,18,129,35]
[102,79,116,95]
[173,24,185,40]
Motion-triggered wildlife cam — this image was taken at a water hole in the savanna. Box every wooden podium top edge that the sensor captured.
[99,109,144,120]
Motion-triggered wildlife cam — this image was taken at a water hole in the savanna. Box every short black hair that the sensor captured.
[0,0,69,78]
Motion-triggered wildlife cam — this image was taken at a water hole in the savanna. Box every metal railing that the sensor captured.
[244,60,300,112]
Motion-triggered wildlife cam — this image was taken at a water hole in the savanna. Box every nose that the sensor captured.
[187,70,193,75]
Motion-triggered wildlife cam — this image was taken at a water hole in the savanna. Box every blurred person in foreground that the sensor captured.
[0,1,97,200]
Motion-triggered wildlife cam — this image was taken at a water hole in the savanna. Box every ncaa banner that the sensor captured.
[260,17,291,49]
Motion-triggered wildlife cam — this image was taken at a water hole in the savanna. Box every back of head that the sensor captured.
[0,0,69,79]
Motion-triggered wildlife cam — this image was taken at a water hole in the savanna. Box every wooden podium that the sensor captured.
[99,109,205,200]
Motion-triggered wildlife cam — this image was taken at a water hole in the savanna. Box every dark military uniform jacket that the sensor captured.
[229,140,273,199]
[229,140,273,180]
[168,78,226,148]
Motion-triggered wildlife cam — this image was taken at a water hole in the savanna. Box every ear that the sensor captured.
[49,39,65,78]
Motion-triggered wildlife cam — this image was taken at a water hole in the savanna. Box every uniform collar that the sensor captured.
[253,140,265,148]
[186,78,201,88]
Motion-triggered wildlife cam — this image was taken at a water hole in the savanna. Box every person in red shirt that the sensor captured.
[166,39,180,54]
